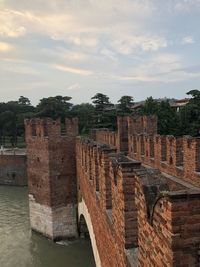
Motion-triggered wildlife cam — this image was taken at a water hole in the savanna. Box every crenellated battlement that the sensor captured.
[25,117,78,140]
[76,131,200,267]
[128,133,200,187]
[25,115,200,267]
[92,115,200,188]
[127,115,157,135]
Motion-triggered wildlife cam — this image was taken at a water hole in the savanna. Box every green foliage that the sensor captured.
[178,90,200,136]
[36,96,72,121]
[71,103,95,134]
[117,95,134,114]
[0,96,35,147]
[18,96,31,106]
[91,93,111,112]
[141,98,179,135]
[1,90,200,147]
[157,101,179,135]
[140,97,158,115]
[91,93,116,129]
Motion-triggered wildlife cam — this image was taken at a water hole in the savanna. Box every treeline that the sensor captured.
[0,94,134,146]
[140,90,200,136]
[0,90,200,147]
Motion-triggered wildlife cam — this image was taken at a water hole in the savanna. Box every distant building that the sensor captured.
[129,98,190,113]
[170,98,189,112]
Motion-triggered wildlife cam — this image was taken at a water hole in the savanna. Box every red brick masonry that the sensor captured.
[0,154,27,185]
[25,116,200,267]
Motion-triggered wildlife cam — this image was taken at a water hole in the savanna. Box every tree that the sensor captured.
[157,101,179,135]
[36,96,72,121]
[91,93,116,129]
[187,89,200,100]
[71,103,95,134]
[91,93,111,112]
[117,95,134,114]
[18,96,31,106]
[178,89,200,136]
[140,97,159,115]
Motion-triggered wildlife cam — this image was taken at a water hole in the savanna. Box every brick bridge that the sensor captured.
[25,116,200,267]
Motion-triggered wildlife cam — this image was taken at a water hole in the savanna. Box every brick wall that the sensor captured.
[77,135,200,267]
[91,129,117,148]
[25,118,78,240]
[0,154,27,186]
[92,115,158,154]
[76,137,138,267]
[86,115,200,266]
[135,166,200,267]
[25,114,200,267]
[129,134,200,187]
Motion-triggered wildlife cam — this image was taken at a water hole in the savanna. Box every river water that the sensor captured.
[0,186,96,267]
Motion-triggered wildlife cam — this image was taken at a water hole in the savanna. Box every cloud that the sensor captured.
[110,35,167,55]
[182,36,195,44]
[0,0,200,104]
[0,9,27,37]
[52,64,93,76]
[100,48,118,61]
[0,1,154,44]
[0,42,13,52]
[111,53,185,83]
[67,83,81,91]
[174,0,200,12]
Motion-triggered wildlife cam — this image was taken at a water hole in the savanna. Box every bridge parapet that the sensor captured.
[128,133,200,187]
[91,115,200,188]
[76,137,141,266]
[77,114,200,267]
[135,165,200,267]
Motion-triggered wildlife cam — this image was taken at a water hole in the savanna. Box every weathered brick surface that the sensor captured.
[112,115,200,187]
[25,118,78,240]
[25,115,200,267]
[0,154,27,186]
[128,134,200,187]
[76,137,138,267]
[91,129,117,149]
[90,115,200,266]
[134,166,200,267]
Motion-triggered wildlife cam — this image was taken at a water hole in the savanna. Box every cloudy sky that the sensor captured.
[0,0,200,105]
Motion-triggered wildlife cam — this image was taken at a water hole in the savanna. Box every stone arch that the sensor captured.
[78,199,102,267]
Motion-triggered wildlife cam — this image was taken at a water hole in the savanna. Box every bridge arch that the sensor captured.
[78,198,102,267]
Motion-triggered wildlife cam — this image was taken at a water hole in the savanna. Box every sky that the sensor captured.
[0,0,200,105]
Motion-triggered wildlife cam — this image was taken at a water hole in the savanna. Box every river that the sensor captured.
[0,186,96,267]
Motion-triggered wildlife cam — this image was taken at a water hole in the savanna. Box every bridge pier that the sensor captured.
[25,118,78,241]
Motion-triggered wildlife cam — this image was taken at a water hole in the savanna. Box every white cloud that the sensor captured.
[0,0,199,103]
[0,9,27,37]
[182,36,195,44]
[111,53,184,83]
[174,0,200,12]
[110,35,167,55]
[67,83,81,91]
[52,64,93,76]
[0,42,13,52]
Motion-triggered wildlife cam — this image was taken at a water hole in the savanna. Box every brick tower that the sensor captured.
[25,117,78,241]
